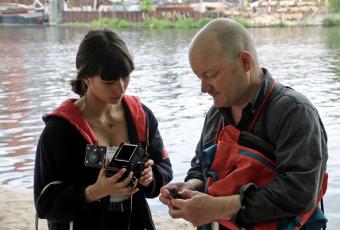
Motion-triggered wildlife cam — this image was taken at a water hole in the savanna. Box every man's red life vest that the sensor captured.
[206,124,328,230]
[205,82,328,230]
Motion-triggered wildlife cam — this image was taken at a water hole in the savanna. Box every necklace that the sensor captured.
[100,109,122,129]
[77,96,120,129]
[100,116,118,129]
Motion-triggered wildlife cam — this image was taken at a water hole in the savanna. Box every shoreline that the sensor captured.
[1,12,339,28]
[0,187,195,230]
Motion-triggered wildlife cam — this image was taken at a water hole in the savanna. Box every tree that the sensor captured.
[328,0,340,12]
[140,0,153,12]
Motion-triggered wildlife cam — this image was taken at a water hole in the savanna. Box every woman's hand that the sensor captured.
[85,161,139,202]
[139,159,154,187]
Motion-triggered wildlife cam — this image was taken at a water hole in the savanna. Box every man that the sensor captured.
[159,18,328,229]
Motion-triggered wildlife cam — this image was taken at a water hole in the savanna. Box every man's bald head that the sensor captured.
[189,18,259,66]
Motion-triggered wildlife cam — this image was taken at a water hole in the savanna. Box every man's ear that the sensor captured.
[240,51,252,72]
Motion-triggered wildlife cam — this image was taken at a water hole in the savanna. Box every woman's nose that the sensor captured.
[115,78,124,92]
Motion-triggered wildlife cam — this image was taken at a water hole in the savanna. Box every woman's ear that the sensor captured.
[83,78,90,86]
[240,51,252,72]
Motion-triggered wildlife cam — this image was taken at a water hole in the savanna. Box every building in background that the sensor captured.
[0,0,327,25]
[0,0,46,24]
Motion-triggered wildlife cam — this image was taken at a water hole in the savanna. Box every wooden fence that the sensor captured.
[61,8,204,23]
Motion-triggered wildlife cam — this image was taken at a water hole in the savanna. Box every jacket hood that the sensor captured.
[43,99,96,144]
[43,96,147,145]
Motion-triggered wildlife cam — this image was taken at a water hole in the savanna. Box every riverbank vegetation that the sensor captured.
[65,13,340,29]
[88,17,300,29]
[328,0,340,12]
[89,17,213,29]
[323,17,340,26]
[88,17,264,29]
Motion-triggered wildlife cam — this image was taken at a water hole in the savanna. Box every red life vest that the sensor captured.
[205,82,328,230]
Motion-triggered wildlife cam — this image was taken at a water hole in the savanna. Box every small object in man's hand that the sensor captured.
[169,188,180,198]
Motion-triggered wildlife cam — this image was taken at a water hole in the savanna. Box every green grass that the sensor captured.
[143,18,174,28]
[175,18,195,29]
[88,17,213,29]
[270,20,286,27]
[63,21,87,27]
[174,17,212,29]
[234,17,251,28]
[328,0,340,12]
[91,17,133,28]
[195,17,212,28]
[323,17,340,26]
[85,16,302,29]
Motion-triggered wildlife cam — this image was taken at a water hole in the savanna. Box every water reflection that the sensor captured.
[0,26,339,227]
[323,28,340,77]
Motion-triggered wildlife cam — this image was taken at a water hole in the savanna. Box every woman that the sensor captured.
[34,29,173,230]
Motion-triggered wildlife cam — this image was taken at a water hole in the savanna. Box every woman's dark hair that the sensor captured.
[70,29,134,96]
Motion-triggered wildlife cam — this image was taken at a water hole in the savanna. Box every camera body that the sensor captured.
[84,142,149,180]
[84,144,106,168]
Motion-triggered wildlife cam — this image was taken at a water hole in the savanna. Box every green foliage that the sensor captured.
[323,17,340,26]
[175,19,195,29]
[143,18,213,29]
[174,18,212,29]
[91,17,133,28]
[90,19,103,28]
[90,16,283,30]
[140,0,153,12]
[234,17,251,28]
[63,22,87,27]
[143,18,174,28]
[195,17,212,28]
[328,0,340,12]
[271,20,286,27]
[92,17,212,29]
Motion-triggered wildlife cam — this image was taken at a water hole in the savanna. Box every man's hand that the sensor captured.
[169,190,241,227]
[159,180,202,209]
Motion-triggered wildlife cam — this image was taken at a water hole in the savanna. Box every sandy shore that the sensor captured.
[0,187,195,230]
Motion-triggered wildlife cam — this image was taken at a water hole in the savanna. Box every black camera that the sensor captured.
[84,142,149,180]
[84,144,106,168]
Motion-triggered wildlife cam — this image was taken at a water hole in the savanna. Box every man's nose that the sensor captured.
[201,80,209,93]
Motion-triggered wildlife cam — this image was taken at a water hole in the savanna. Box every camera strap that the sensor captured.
[35,181,74,230]
[144,110,150,153]
[127,188,134,230]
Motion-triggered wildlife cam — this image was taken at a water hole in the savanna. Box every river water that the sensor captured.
[0,25,339,228]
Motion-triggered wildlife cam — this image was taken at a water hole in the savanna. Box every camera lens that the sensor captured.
[89,152,99,163]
